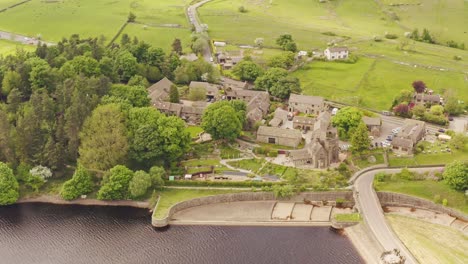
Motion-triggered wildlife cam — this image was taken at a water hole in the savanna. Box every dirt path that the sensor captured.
[0,30,54,46]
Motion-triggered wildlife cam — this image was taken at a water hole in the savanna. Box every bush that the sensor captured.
[335,198,346,208]
[166,179,283,188]
[97,165,134,200]
[30,165,52,180]
[24,174,45,192]
[375,172,388,182]
[385,33,398,39]
[268,150,279,157]
[60,165,94,200]
[433,194,441,203]
[238,6,247,13]
[442,199,448,206]
[272,184,295,198]
[128,171,152,199]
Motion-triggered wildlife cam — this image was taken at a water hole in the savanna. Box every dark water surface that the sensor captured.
[0,203,363,264]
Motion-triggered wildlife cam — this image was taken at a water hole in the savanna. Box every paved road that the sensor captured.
[187,0,213,62]
[0,30,54,46]
[354,167,444,264]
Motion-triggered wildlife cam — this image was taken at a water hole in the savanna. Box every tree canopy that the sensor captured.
[60,164,94,200]
[0,162,19,205]
[331,107,364,140]
[443,161,468,191]
[128,170,152,198]
[350,122,371,154]
[201,101,243,140]
[232,59,263,82]
[97,165,134,200]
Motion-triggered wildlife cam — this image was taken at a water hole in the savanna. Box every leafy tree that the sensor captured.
[421,28,435,43]
[1,70,21,96]
[169,84,180,103]
[272,184,295,198]
[430,105,444,116]
[79,104,129,171]
[201,101,242,140]
[171,38,183,55]
[350,122,371,154]
[254,38,264,48]
[60,164,94,200]
[449,133,467,150]
[409,28,419,40]
[26,57,56,92]
[128,75,150,88]
[228,100,247,126]
[284,41,297,52]
[120,33,131,47]
[128,12,136,22]
[232,59,263,82]
[412,104,426,118]
[191,38,208,54]
[393,103,411,117]
[108,84,150,107]
[97,165,134,200]
[61,55,101,78]
[255,67,287,91]
[174,59,219,84]
[24,173,45,192]
[0,162,19,205]
[270,76,301,99]
[30,165,53,180]
[276,34,297,52]
[412,80,426,93]
[0,107,15,164]
[392,90,413,107]
[442,161,468,191]
[444,95,464,116]
[149,166,165,188]
[331,107,363,140]
[114,51,138,82]
[267,52,295,69]
[128,170,152,198]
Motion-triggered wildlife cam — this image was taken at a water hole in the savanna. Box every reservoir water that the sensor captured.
[0,203,363,264]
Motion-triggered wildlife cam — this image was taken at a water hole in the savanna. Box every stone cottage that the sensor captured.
[147,77,174,104]
[256,126,302,148]
[362,116,382,137]
[288,94,325,115]
[324,47,349,61]
[391,119,426,154]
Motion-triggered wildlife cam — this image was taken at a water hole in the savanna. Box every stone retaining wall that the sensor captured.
[152,191,354,227]
[377,191,468,222]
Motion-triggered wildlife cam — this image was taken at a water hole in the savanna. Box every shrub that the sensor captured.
[97,165,134,200]
[24,174,45,192]
[433,194,441,203]
[373,35,382,42]
[238,6,247,13]
[30,165,52,180]
[268,150,279,157]
[453,55,462,61]
[442,199,448,206]
[335,198,346,208]
[128,171,152,199]
[167,179,283,188]
[60,165,94,200]
[375,172,388,182]
[0,162,19,205]
[272,184,295,198]
[385,33,398,39]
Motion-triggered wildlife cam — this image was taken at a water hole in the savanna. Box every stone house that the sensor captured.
[289,111,339,168]
[391,119,426,154]
[362,116,382,137]
[269,108,289,127]
[180,105,205,124]
[153,101,182,117]
[324,47,349,60]
[414,93,441,106]
[222,78,248,90]
[189,81,221,100]
[288,94,325,115]
[226,89,270,127]
[293,116,316,130]
[147,77,174,104]
[216,50,243,70]
[256,126,302,148]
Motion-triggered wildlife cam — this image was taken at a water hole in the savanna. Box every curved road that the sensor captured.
[187,0,213,62]
[354,167,444,264]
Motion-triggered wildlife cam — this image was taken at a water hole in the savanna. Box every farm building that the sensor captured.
[324,47,349,60]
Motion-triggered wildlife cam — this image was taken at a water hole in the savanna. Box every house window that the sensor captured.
[268,137,276,144]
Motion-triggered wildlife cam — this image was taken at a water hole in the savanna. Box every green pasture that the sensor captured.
[0,0,190,42]
[0,39,35,55]
[0,0,19,10]
[122,23,192,53]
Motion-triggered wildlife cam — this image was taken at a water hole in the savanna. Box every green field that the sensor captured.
[387,214,468,264]
[0,0,191,42]
[375,179,468,214]
[153,188,238,218]
[0,39,35,54]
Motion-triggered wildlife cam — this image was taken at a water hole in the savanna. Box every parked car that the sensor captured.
[386,135,393,141]
[448,116,454,121]
[438,128,446,133]
[391,127,401,134]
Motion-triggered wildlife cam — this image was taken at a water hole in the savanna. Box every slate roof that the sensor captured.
[289,94,324,106]
[189,81,220,96]
[391,137,414,148]
[326,47,348,53]
[362,116,381,127]
[257,126,302,139]
[147,77,174,103]
[293,116,316,125]
[414,93,441,103]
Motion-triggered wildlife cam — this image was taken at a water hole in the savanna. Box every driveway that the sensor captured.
[187,0,213,62]
[354,167,444,264]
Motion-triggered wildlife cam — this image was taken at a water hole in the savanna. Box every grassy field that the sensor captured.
[0,39,35,55]
[387,214,468,264]
[333,213,361,222]
[389,141,468,166]
[153,188,239,218]
[374,179,468,214]
[0,0,191,42]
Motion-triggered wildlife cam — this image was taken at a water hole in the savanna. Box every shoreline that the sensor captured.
[16,195,151,210]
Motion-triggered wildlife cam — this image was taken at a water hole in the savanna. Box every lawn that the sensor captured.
[0,39,35,55]
[352,152,385,169]
[333,213,361,222]
[122,23,192,53]
[181,158,230,174]
[387,214,468,264]
[374,179,468,214]
[186,125,204,138]
[0,0,191,42]
[152,188,239,218]
[227,158,265,172]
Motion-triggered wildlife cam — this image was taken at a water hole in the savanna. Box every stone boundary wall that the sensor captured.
[377,191,468,222]
[152,191,354,227]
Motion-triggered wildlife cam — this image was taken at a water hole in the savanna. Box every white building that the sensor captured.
[324,47,349,60]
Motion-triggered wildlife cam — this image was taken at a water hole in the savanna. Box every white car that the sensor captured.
[391,127,401,134]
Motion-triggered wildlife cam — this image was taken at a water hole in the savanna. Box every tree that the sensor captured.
[97,165,134,200]
[270,76,301,99]
[128,12,136,22]
[276,34,297,52]
[267,52,295,69]
[114,51,138,82]
[24,174,45,192]
[128,170,152,198]
[449,133,467,150]
[412,104,426,118]
[254,67,287,91]
[30,165,52,180]
[108,84,150,107]
[393,103,411,117]
[0,162,19,205]
[331,107,363,140]
[442,161,468,191]
[128,75,150,88]
[191,38,208,54]
[79,104,129,171]
[444,94,464,116]
[171,38,183,55]
[120,33,131,47]
[232,59,263,82]
[254,38,264,48]
[60,164,94,200]
[430,105,444,116]
[201,102,242,140]
[1,70,21,96]
[350,122,371,154]
[412,80,426,93]
[421,28,434,43]
[392,90,413,107]
[149,166,165,188]
[169,84,180,103]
